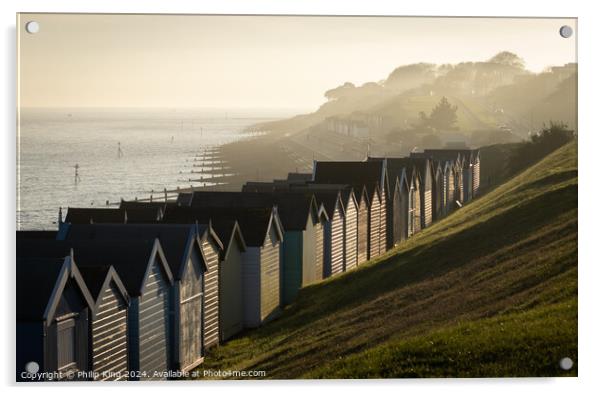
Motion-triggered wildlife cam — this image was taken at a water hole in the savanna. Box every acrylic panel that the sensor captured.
[16,14,577,381]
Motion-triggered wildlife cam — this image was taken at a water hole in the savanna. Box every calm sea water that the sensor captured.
[17,108,289,230]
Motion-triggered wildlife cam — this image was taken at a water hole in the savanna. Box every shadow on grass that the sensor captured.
[264,183,577,335]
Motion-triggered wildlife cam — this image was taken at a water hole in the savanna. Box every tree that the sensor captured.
[324,82,356,101]
[488,51,526,70]
[426,97,458,130]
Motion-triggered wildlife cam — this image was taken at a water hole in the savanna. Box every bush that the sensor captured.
[508,122,575,175]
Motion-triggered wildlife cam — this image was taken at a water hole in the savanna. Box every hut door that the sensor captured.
[57,316,77,373]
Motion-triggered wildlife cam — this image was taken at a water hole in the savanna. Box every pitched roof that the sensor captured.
[16,241,95,322]
[167,205,281,246]
[64,207,126,224]
[119,200,175,211]
[17,255,69,321]
[17,237,168,299]
[313,161,385,196]
[62,224,202,281]
[381,157,432,184]
[70,239,171,297]
[125,207,163,223]
[286,172,312,182]
[422,149,479,167]
[161,207,246,255]
[189,191,317,231]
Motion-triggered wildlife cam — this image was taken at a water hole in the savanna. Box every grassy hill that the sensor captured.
[199,141,577,379]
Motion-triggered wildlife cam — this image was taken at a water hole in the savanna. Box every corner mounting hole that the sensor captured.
[559,25,573,38]
[25,21,40,34]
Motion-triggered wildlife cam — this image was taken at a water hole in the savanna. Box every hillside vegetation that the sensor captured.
[199,141,577,378]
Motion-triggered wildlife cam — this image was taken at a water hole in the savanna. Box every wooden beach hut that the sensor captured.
[287,184,359,272]
[440,160,455,215]
[72,239,172,380]
[186,191,327,303]
[313,161,387,260]
[62,223,221,371]
[16,237,132,381]
[353,187,370,265]
[16,244,95,381]
[312,191,346,277]
[367,158,416,249]
[161,207,248,342]
[59,228,175,379]
[170,205,284,328]
[75,264,130,381]
[408,168,422,237]
[403,156,435,229]
[423,149,481,202]
[432,161,445,221]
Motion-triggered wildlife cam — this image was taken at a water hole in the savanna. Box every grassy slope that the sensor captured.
[200,141,577,378]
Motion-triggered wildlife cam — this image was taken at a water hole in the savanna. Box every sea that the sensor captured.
[17,108,293,230]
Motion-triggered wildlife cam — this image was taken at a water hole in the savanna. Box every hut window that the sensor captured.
[57,317,77,372]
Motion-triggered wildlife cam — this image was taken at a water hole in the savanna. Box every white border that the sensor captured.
[2,0,599,393]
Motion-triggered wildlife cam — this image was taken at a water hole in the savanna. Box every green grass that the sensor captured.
[198,141,577,379]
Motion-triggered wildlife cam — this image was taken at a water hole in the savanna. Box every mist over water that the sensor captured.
[17,108,289,230]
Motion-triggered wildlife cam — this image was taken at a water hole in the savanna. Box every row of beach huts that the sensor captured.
[16,148,480,381]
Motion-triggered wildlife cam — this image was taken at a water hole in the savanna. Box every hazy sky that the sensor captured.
[18,14,577,110]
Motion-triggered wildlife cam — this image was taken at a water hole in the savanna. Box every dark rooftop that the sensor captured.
[63,224,200,281]
[64,207,126,224]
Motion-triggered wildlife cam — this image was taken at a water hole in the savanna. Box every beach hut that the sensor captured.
[287,185,358,272]
[402,156,435,229]
[186,191,328,303]
[161,207,248,342]
[292,191,345,279]
[62,223,221,371]
[423,149,480,202]
[440,160,455,215]
[471,150,481,198]
[353,187,370,264]
[81,239,171,380]
[16,237,131,381]
[77,264,129,381]
[16,245,95,381]
[389,170,411,245]
[211,220,247,340]
[313,161,387,260]
[169,205,284,328]
[432,162,445,221]
[230,207,284,327]
[409,169,422,237]
[59,228,175,379]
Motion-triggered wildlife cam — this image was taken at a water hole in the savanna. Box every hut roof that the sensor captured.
[16,241,94,322]
[119,200,175,210]
[17,255,69,321]
[17,237,169,299]
[124,207,163,223]
[423,149,480,167]
[64,207,126,224]
[382,157,432,184]
[313,161,385,197]
[62,224,209,281]
[167,205,282,246]
[161,207,247,256]
[70,239,172,297]
[286,172,312,182]
[189,191,318,231]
